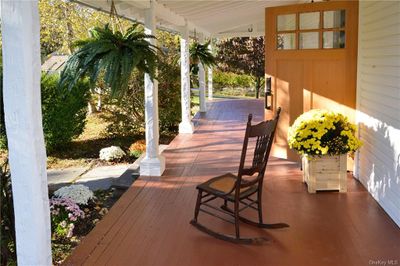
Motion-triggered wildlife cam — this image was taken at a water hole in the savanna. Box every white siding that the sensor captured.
[356,0,400,227]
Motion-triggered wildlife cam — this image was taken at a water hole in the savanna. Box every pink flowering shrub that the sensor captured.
[49,197,85,238]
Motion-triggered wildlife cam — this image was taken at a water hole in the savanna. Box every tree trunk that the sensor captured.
[62,6,74,54]
[96,88,102,112]
[255,77,261,99]
[88,101,95,115]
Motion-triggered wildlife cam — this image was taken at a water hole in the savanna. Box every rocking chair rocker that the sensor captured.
[190,107,288,244]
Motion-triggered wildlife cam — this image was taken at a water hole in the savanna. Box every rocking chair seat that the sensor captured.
[197,173,258,201]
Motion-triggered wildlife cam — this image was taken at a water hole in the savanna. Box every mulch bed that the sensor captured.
[52,187,127,265]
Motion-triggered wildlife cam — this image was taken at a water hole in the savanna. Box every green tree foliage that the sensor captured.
[0,162,16,265]
[59,23,159,98]
[216,37,265,98]
[39,0,130,56]
[0,69,6,150]
[41,73,90,151]
[212,71,253,90]
[103,31,181,135]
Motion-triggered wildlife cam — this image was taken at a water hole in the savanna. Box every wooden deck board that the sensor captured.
[65,99,400,266]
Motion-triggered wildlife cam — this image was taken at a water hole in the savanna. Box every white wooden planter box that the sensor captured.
[302,154,347,193]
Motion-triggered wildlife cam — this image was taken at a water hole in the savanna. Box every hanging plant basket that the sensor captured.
[59,23,159,98]
[189,40,216,75]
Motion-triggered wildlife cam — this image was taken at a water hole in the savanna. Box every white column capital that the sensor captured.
[179,20,189,36]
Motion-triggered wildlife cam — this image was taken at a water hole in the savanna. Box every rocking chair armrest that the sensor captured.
[241,168,257,176]
[240,177,262,188]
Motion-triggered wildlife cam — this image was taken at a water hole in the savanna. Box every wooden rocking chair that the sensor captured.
[190,107,288,244]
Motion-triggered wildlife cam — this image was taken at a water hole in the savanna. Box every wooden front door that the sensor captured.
[265,1,358,161]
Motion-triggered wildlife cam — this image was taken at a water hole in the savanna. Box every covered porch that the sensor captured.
[65,99,400,266]
[2,0,400,264]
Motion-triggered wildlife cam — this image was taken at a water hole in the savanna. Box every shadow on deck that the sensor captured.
[65,99,400,266]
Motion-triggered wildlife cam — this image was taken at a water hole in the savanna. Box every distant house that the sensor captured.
[41,54,68,73]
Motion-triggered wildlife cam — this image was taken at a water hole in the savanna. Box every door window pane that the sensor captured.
[323,31,345,48]
[277,33,296,50]
[299,32,319,49]
[324,10,345,29]
[277,14,296,31]
[299,12,320,30]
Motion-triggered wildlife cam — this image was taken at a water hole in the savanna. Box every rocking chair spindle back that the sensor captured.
[190,107,289,244]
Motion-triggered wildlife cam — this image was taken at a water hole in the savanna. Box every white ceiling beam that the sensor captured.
[176,2,231,16]
[130,8,144,20]
[204,10,266,33]
[187,21,211,38]
[214,31,265,38]
[129,0,150,10]
[153,1,210,37]
[162,2,208,13]
[76,0,305,38]
[155,2,185,26]
[188,2,256,19]
[215,19,263,33]
[116,2,133,11]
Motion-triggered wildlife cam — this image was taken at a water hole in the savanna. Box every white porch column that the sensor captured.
[1,1,52,265]
[207,42,214,100]
[140,0,166,176]
[199,62,206,112]
[198,37,207,113]
[179,23,195,134]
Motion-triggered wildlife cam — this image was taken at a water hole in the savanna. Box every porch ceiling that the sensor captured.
[75,0,303,38]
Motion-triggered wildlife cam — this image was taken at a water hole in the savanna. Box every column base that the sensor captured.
[199,100,207,113]
[179,121,195,134]
[140,155,166,176]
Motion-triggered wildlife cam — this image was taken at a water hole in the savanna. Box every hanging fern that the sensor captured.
[59,23,159,98]
[189,40,216,75]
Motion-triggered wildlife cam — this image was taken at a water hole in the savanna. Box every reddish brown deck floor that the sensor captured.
[66,99,400,266]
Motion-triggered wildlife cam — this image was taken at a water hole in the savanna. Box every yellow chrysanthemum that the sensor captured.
[288,109,362,156]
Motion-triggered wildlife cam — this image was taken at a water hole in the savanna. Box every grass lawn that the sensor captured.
[47,113,176,169]
[3,87,256,170]
[191,87,260,100]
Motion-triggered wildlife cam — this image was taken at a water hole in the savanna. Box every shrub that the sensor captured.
[41,73,90,152]
[0,162,16,264]
[212,71,253,90]
[102,70,145,136]
[103,51,181,136]
[53,184,94,205]
[0,70,7,150]
[0,72,89,152]
[157,53,181,132]
[99,146,126,161]
[129,140,146,158]
[288,109,362,156]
